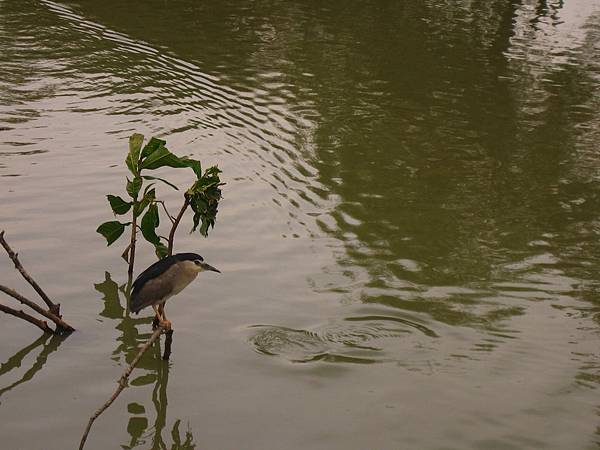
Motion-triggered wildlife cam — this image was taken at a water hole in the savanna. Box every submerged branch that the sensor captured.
[79,325,168,450]
[163,329,174,360]
[0,301,54,334]
[0,230,59,315]
[0,285,74,333]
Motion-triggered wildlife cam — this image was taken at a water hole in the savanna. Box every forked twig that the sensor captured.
[156,201,176,224]
[0,285,74,333]
[0,231,74,333]
[0,231,59,315]
[0,302,54,334]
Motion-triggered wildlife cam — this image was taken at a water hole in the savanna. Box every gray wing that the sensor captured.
[130,274,175,313]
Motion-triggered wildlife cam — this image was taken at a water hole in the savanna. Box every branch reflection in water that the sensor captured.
[95,272,195,449]
[0,333,65,400]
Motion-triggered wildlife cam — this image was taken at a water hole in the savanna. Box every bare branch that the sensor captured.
[79,325,167,450]
[0,285,74,333]
[0,230,59,314]
[156,201,175,225]
[127,216,138,278]
[0,301,54,334]
[167,195,190,256]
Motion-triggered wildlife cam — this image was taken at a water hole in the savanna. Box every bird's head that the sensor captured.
[176,253,221,274]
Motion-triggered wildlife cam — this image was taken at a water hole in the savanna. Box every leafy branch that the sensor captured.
[96,134,222,275]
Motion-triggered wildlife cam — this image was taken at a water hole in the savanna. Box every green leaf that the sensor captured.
[185,165,222,237]
[183,158,202,178]
[140,203,160,245]
[107,195,131,215]
[142,175,179,191]
[189,192,220,237]
[139,146,180,170]
[141,137,166,160]
[133,188,155,218]
[125,134,144,176]
[204,166,222,177]
[187,165,222,194]
[200,220,210,236]
[192,196,208,211]
[140,145,202,177]
[126,177,143,199]
[143,182,155,196]
[154,242,169,260]
[96,221,129,246]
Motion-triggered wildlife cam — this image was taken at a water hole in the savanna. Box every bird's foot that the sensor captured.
[159,319,172,331]
[152,315,160,330]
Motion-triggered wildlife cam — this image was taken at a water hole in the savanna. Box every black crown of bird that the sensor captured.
[130,252,220,328]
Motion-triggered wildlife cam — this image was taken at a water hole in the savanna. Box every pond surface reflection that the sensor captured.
[95,272,196,449]
[1,0,600,449]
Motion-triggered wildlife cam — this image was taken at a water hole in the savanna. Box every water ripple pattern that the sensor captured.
[3,0,330,242]
[250,312,438,364]
[2,1,600,448]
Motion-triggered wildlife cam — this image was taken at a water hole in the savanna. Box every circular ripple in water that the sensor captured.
[249,315,437,363]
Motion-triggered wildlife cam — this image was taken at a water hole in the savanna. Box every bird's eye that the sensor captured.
[194,260,202,266]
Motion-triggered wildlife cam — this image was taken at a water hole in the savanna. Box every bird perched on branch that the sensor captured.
[130,253,220,329]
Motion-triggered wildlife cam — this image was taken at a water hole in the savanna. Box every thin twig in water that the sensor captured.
[0,301,54,334]
[0,230,59,315]
[79,325,167,450]
[0,285,74,333]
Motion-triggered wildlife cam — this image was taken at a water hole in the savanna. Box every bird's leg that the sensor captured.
[152,304,161,330]
[157,303,172,330]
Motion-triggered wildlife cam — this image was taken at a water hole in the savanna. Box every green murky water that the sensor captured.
[2,1,600,448]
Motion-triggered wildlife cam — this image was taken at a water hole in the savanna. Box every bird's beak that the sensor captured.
[201,262,221,273]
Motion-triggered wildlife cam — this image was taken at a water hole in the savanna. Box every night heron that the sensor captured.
[130,253,220,329]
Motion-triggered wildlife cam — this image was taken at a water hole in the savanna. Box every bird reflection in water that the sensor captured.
[95,272,195,449]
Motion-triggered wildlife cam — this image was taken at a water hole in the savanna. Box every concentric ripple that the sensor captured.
[249,314,437,363]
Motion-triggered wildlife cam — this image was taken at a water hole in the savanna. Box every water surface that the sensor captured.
[1,1,600,449]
